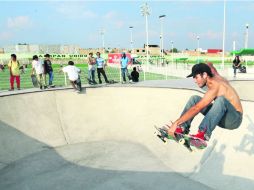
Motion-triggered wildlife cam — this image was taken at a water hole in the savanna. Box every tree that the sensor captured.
[170,48,178,53]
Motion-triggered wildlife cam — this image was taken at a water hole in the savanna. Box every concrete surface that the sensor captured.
[0,80,254,190]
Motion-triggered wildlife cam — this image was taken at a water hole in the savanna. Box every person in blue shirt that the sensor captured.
[120,52,129,83]
[96,52,109,84]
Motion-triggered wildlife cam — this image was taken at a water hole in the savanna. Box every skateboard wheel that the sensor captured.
[179,138,185,145]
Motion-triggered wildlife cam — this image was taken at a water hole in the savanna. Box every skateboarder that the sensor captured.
[167,63,243,142]
[61,61,82,92]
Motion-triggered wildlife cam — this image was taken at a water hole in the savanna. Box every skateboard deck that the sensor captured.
[31,74,38,87]
[154,125,207,152]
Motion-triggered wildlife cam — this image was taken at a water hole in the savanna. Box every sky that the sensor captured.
[0,0,254,51]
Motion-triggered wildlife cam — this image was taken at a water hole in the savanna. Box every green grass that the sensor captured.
[0,64,177,90]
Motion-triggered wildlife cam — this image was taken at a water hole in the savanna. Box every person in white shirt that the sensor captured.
[31,55,46,90]
[62,61,82,92]
[96,52,109,84]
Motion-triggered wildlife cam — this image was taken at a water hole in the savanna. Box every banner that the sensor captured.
[108,53,131,64]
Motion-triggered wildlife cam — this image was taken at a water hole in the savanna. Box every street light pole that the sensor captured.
[197,35,200,63]
[222,0,226,69]
[245,23,249,49]
[141,2,150,81]
[171,41,174,64]
[129,26,134,53]
[159,15,166,65]
[100,28,105,55]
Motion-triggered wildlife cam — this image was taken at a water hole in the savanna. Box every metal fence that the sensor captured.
[1,57,253,90]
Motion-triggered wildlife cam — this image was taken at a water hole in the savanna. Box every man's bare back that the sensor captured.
[207,76,243,113]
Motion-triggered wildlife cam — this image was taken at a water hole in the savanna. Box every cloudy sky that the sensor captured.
[0,0,254,51]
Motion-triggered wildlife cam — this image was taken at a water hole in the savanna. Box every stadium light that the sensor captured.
[171,40,174,64]
[140,2,150,80]
[197,35,200,63]
[222,0,226,69]
[129,26,134,53]
[245,23,249,49]
[99,28,105,55]
[159,15,166,65]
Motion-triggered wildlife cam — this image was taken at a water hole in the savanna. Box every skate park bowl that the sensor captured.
[0,80,254,190]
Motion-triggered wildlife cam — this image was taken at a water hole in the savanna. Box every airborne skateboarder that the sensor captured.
[167,63,243,144]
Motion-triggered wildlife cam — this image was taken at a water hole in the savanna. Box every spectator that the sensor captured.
[62,61,82,92]
[44,54,54,87]
[31,55,46,90]
[120,52,129,83]
[8,54,22,90]
[232,55,241,77]
[130,67,139,82]
[96,52,109,84]
[0,60,5,72]
[87,52,97,84]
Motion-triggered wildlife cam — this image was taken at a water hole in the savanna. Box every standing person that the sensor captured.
[8,54,22,90]
[232,55,241,77]
[0,59,4,72]
[130,67,139,82]
[31,55,46,90]
[167,63,243,144]
[62,61,82,92]
[87,52,97,84]
[120,52,129,83]
[96,52,109,84]
[44,54,54,87]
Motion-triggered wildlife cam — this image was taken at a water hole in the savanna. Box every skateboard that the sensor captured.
[154,125,207,152]
[31,74,38,87]
[48,84,56,88]
[86,77,97,85]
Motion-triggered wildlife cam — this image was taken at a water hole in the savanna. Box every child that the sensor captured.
[31,55,46,90]
[62,61,82,92]
[8,54,22,90]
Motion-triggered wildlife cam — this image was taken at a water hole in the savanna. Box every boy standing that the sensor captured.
[96,52,109,84]
[31,55,46,90]
[87,52,97,84]
[44,54,54,87]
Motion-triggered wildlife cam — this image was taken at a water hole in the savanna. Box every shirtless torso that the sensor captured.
[168,71,243,136]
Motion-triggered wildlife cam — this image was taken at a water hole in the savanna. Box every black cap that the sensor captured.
[186,63,212,78]
[32,55,38,60]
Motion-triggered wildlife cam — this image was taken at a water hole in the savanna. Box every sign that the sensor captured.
[108,53,131,64]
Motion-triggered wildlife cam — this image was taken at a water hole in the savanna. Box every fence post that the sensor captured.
[64,73,67,86]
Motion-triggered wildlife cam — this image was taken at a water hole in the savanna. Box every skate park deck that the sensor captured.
[0,79,254,190]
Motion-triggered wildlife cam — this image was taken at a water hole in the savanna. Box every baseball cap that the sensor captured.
[186,63,212,78]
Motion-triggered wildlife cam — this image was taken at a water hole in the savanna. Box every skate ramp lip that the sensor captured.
[0,82,254,190]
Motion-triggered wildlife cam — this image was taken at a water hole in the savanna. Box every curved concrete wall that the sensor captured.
[0,87,253,190]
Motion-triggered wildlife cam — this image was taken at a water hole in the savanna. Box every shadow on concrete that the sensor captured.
[194,141,254,190]
[234,114,254,155]
[0,120,212,190]
[1,120,254,190]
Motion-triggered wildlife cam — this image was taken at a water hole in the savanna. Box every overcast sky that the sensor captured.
[0,0,254,51]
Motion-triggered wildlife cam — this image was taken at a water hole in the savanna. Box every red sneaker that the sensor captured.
[191,130,205,141]
[175,127,183,134]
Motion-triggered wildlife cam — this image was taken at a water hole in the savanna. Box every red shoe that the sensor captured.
[191,130,205,141]
[175,127,183,134]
